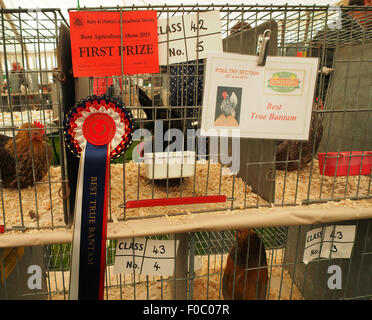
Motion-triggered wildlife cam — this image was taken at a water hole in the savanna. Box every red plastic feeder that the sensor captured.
[317,151,372,176]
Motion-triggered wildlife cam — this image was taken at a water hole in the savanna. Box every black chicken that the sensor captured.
[137,87,202,153]
[137,60,204,149]
[276,99,323,171]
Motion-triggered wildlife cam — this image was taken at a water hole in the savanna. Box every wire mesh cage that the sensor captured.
[0,4,371,301]
[0,4,371,231]
[68,3,372,227]
[0,8,69,232]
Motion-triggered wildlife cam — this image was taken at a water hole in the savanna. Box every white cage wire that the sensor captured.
[0,4,371,301]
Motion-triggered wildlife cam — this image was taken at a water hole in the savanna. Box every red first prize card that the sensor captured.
[69,10,159,77]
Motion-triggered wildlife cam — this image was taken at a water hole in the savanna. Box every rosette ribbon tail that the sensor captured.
[64,95,134,300]
[69,141,110,300]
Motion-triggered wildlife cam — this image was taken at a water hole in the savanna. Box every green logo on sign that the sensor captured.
[268,71,301,93]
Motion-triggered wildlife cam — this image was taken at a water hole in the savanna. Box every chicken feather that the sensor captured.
[0,122,52,188]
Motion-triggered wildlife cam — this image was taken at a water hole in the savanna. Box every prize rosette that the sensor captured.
[64,95,134,159]
[64,95,134,300]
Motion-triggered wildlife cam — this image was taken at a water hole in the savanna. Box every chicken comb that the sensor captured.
[33,121,45,129]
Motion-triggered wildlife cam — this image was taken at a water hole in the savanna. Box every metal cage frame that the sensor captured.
[0,4,371,301]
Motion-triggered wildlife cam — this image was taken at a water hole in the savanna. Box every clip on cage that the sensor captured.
[257,29,271,66]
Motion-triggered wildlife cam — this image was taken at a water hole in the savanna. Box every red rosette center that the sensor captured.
[82,113,116,146]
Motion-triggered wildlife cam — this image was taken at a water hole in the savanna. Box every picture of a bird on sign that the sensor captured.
[214,86,242,127]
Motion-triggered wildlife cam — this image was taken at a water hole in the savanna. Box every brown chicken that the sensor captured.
[222,228,268,300]
[0,122,52,188]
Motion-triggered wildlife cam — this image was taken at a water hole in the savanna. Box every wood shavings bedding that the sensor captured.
[0,166,65,230]
[50,249,302,300]
[120,161,266,218]
[0,161,371,232]
[275,159,372,205]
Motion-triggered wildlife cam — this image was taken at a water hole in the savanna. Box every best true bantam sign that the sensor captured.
[201,52,319,140]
